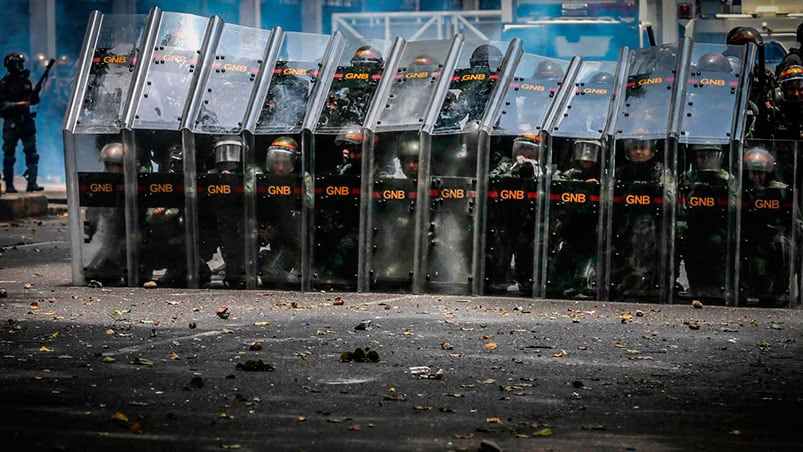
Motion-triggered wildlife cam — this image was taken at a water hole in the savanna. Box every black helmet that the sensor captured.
[743,147,775,173]
[533,60,564,80]
[266,136,300,174]
[573,140,602,163]
[726,26,763,46]
[351,45,383,68]
[778,65,803,102]
[397,133,420,160]
[690,143,723,172]
[469,44,503,70]
[335,126,365,146]
[4,52,25,73]
[589,71,613,85]
[696,53,732,73]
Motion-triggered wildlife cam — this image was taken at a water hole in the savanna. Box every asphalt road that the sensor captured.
[1,215,802,451]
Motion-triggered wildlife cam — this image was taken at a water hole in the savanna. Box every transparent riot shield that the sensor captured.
[123,12,221,287]
[605,45,680,303]
[540,60,616,300]
[313,39,391,131]
[416,40,512,295]
[365,39,454,292]
[254,134,306,289]
[738,140,800,307]
[675,143,735,303]
[73,136,129,285]
[64,12,147,286]
[307,38,392,291]
[672,41,748,304]
[75,14,147,131]
[492,54,568,135]
[251,32,330,290]
[189,23,273,289]
[131,12,212,131]
[254,32,329,135]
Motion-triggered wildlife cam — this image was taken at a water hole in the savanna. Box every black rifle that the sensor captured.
[33,58,55,96]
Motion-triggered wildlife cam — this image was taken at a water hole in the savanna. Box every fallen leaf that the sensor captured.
[102,357,116,363]
[253,321,270,327]
[296,416,306,422]
[105,329,115,335]
[333,297,344,305]
[349,424,361,431]
[486,417,501,423]
[128,421,142,433]
[533,428,553,437]
[485,342,497,350]
[29,301,39,310]
[553,350,567,358]
[39,346,51,352]
[111,411,129,422]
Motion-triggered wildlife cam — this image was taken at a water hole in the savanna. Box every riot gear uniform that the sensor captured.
[83,142,127,284]
[0,52,42,192]
[207,137,249,288]
[486,133,544,294]
[740,146,795,304]
[768,65,803,140]
[258,136,306,288]
[611,137,673,299]
[676,144,734,300]
[319,46,384,127]
[548,139,604,298]
[397,133,420,179]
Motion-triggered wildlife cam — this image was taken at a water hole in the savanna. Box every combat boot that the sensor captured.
[25,166,44,192]
[3,168,16,193]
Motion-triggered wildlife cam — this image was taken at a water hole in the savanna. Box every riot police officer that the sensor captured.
[549,139,603,298]
[456,44,503,123]
[207,136,252,288]
[740,146,795,305]
[490,133,543,179]
[486,133,544,294]
[768,65,803,140]
[775,22,803,77]
[320,46,384,127]
[612,137,673,298]
[397,133,420,179]
[676,144,734,299]
[84,142,127,284]
[726,26,776,138]
[259,136,305,287]
[0,52,43,193]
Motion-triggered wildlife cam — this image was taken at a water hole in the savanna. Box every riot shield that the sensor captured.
[492,54,568,134]
[75,14,147,131]
[606,45,680,303]
[75,136,129,285]
[484,146,540,295]
[433,41,507,133]
[255,32,329,134]
[308,39,391,291]
[672,41,748,304]
[187,23,273,289]
[365,39,453,292]
[309,130,366,291]
[738,140,799,307]
[64,12,147,286]
[131,12,211,131]
[543,138,604,299]
[314,39,391,131]
[539,60,616,300]
[481,54,567,296]
[675,143,734,302]
[133,131,188,286]
[254,134,306,289]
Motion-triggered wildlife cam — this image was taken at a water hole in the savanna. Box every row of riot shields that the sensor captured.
[63,9,802,307]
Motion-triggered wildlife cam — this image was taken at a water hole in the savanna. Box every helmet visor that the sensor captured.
[573,141,600,163]
[215,141,242,165]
